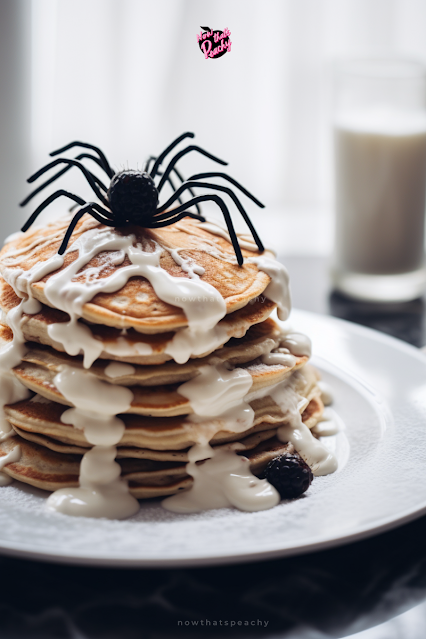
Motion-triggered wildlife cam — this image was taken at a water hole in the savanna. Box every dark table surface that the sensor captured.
[2,256,426,639]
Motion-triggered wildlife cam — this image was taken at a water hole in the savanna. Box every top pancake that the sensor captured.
[0,215,273,333]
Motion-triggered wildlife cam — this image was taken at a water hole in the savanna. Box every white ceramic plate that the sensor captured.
[1,309,426,567]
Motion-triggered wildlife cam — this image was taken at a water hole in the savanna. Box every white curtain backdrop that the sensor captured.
[2,0,426,252]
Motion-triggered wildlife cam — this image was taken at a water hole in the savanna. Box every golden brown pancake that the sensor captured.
[0,216,274,332]
[0,306,282,376]
[4,380,323,451]
[11,396,322,462]
[18,319,286,385]
[10,356,310,417]
[12,425,281,460]
[0,434,294,498]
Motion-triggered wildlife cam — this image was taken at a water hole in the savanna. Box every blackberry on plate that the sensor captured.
[262,452,313,499]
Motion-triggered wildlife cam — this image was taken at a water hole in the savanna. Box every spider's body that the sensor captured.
[107,170,159,226]
[20,133,265,265]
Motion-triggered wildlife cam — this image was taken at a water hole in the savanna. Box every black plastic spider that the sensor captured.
[20,132,265,265]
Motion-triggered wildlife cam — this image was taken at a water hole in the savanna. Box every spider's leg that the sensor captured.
[146,155,187,207]
[166,173,185,206]
[88,202,115,222]
[75,153,107,176]
[188,172,264,208]
[157,181,264,252]
[74,154,108,192]
[20,155,108,207]
[150,132,195,178]
[21,190,86,232]
[171,167,202,215]
[20,166,74,206]
[57,203,115,255]
[146,154,201,214]
[157,146,227,193]
[187,172,264,243]
[27,159,109,207]
[147,211,206,228]
[153,195,244,266]
[151,207,205,223]
[50,142,114,178]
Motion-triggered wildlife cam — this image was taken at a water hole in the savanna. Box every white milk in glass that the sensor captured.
[334,108,426,299]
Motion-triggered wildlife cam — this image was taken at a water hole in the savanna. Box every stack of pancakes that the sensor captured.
[0,216,324,499]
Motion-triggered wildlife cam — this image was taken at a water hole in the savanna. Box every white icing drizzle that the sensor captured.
[259,331,311,368]
[2,254,65,297]
[22,298,42,314]
[312,405,341,438]
[104,362,136,379]
[277,422,337,476]
[248,257,291,321]
[273,374,338,476]
[262,349,296,367]
[318,381,333,406]
[163,442,279,513]
[163,362,281,513]
[47,446,138,520]
[0,302,32,441]
[101,337,153,358]
[0,267,33,456]
[54,366,133,415]
[48,322,105,370]
[313,419,340,437]
[164,243,227,364]
[60,410,126,446]
[282,333,312,358]
[165,322,229,365]
[169,248,205,278]
[191,218,260,252]
[0,444,21,486]
[46,365,138,519]
[0,279,42,446]
[260,336,297,368]
[179,362,254,426]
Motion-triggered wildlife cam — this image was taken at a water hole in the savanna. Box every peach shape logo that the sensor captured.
[197,26,232,60]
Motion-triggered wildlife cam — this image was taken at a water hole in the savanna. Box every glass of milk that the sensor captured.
[332,60,426,302]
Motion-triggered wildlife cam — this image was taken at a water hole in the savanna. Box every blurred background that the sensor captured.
[2,0,426,252]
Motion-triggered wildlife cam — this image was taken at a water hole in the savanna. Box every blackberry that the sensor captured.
[108,170,158,225]
[262,453,313,499]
